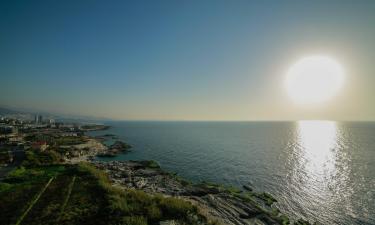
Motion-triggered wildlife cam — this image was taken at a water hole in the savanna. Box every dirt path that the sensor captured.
[57,176,76,222]
[15,177,55,225]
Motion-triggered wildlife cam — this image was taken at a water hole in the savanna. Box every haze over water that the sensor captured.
[91,121,375,225]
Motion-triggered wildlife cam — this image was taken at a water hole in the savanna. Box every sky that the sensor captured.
[1,0,375,121]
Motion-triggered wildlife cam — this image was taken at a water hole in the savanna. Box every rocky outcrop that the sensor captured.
[64,138,108,163]
[96,141,131,157]
[94,161,292,225]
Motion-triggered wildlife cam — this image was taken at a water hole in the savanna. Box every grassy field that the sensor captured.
[0,162,208,225]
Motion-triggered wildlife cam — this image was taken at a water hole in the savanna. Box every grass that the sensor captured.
[75,162,202,224]
[0,162,206,225]
[0,169,50,225]
[22,149,64,166]
[80,125,109,130]
[54,136,87,146]
[0,148,301,225]
[57,176,76,222]
[15,177,55,225]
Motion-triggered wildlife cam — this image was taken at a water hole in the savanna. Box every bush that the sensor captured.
[8,166,27,178]
[23,150,63,166]
[0,182,12,192]
[146,204,162,221]
[121,216,147,225]
[157,196,196,218]
[143,160,160,169]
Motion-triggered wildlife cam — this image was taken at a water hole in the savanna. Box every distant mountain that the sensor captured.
[0,106,34,121]
[0,107,21,115]
[0,106,111,124]
[0,106,27,116]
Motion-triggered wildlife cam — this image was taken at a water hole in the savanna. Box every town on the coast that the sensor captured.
[0,115,317,225]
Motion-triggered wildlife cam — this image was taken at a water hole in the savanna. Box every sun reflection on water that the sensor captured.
[289,120,343,217]
[285,121,359,223]
[297,120,338,176]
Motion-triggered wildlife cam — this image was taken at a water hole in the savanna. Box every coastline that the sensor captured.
[81,131,316,225]
[94,160,288,225]
[0,120,319,225]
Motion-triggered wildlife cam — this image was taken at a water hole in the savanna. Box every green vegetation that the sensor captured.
[0,162,207,225]
[24,134,53,143]
[141,160,161,169]
[74,162,203,225]
[256,192,278,206]
[0,165,66,225]
[22,149,64,166]
[57,176,76,222]
[80,124,110,131]
[54,136,87,146]
[24,134,86,146]
[15,177,55,225]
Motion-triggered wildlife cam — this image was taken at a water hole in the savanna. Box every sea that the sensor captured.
[88,121,375,225]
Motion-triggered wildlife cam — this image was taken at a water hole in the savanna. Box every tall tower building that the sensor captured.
[34,115,43,124]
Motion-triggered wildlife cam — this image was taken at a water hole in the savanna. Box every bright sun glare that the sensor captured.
[285,56,345,105]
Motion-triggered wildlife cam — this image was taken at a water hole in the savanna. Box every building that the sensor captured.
[0,125,12,134]
[8,135,24,143]
[61,132,78,137]
[32,141,49,151]
[34,115,43,124]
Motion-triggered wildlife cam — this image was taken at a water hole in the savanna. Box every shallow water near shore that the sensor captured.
[89,121,375,225]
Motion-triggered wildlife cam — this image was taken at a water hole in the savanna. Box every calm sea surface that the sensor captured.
[89,121,375,225]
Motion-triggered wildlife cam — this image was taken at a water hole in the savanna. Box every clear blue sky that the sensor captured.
[1,0,375,120]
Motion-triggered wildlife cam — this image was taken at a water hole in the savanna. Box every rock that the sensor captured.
[159,220,179,225]
[92,160,293,225]
[95,141,132,157]
[243,185,253,192]
[188,186,221,196]
[97,152,117,157]
[109,141,131,151]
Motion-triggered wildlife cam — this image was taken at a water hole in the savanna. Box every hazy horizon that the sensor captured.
[1,0,375,121]
[3,103,375,122]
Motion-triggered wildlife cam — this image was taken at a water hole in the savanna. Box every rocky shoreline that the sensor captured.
[96,140,132,157]
[0,118,313,225]
[78,132,315,225]
[93,160,312,225]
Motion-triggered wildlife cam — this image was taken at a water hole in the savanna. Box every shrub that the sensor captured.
[143,160,160,169]
[8,166,26,178]
[23,150,63,166]
[0,182,12,192]
[146,204,162,221]
[121,216,147,225]
[157,196,196,218]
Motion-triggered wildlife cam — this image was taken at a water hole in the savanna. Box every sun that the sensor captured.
[285,55,345,105]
